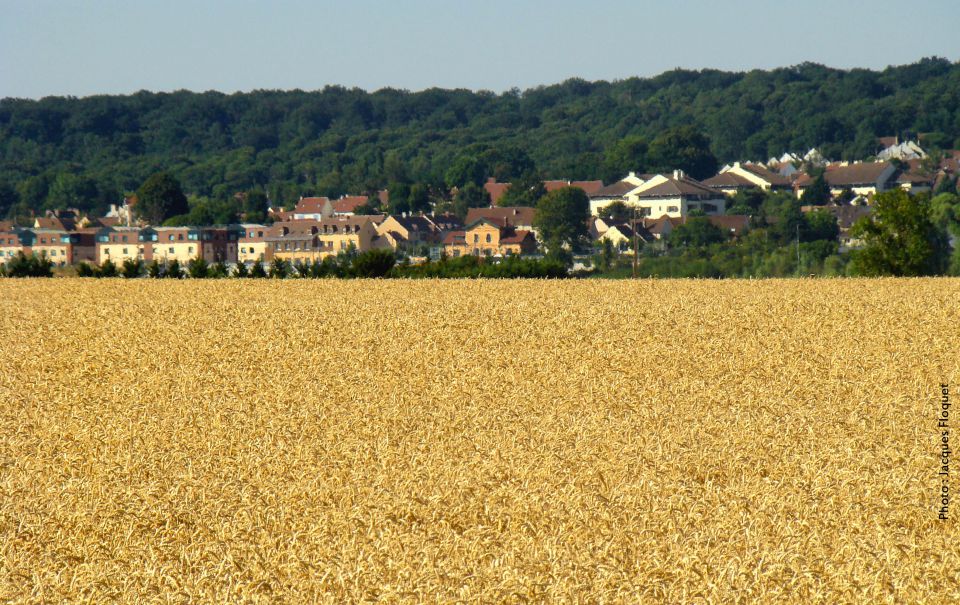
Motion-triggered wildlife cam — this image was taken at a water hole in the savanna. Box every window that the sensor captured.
[486,233,491,243]
[240,247,247,254]
[257,231,263,237]
[473,234,479,243]
[168,235,175,241]
[178,234,184,241]
[50,250,56,256]
[667,206,679,213]
[188,246,194,253]
[122,235,128,243]
[122,248,128,254]
[41,238,46,244]
[169,247,175,254]
[340,240,346,249]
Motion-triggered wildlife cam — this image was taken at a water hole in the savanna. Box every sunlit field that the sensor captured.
[1,279,958,602]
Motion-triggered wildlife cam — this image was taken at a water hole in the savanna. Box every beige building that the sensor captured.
[443,218,537,257]
[266,217,384,262]
[96,227,144,264]
[238,224,270,263]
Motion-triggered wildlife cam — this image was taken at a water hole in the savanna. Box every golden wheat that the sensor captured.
[0,278,958,603]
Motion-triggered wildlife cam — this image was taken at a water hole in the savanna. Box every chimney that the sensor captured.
[673,169,684,180]
[628,171,636,178]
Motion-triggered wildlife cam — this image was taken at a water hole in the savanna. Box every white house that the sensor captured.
[623,171,727,218]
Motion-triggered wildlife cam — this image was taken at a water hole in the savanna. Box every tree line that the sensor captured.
[2,58,959,222]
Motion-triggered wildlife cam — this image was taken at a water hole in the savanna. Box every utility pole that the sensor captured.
[796,222,801,274]
[632,204,638,279]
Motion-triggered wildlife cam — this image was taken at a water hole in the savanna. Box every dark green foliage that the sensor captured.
[800,174,832,205]
[646,127,718,180]
[4,252,54,277]
[669,217,728,248]
[349,249,396,278]
[294,260,310,278]
[187,257,209,278]
[497,172,546,208]
[249,260,267,278]
[166,259,183,279]
[76,262,95,277]
[848,189,950,276]
[269,258,290,279]
[3,59,959,220]
[98,259,117,278]
[393,255,568,279]
[597,201,633,222]
[804,209,841,242]
[209,261,229,278]
[136,172,189,225]
[147,259,162,278]
[534,187,591,253]
[233,261,249,278]
[451,182,491,219]
[601,136,648,184]
[121,258,143,278]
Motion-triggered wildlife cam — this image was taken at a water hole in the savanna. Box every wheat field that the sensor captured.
[1,279,957,603]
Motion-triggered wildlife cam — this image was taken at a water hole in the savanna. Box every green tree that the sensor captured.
[243,189,269,223]
[803,209,840,242]
[800,174,832,206]
[669,217,727,248]
[601,136,648,184]
[848,190,950,276]
[166,259,183,279]
[147,259,163,278]
[99,259,118,277]
[250,260,267,278]
[444,155,486,188]
[269,258,290,278]
[534,187,591,253]
[452,182,490,219]
[407,183,431,214]
[497,171,546,207]
[188,257,209,278]
[137,172,189,225]
[233,261,249,278]
[597,201,633,222]
[646,126,718,180]
[121,258,143,278]
[350,249,396,278]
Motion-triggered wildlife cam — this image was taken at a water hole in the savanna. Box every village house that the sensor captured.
[624,171,727,218]
[442,217,537,258]
[795,162,897,199]
[376,214,439,251]
[465,206,536,233]
[266,216,383,262]
[332,195,369,216]
[588,172,650,215]
[238,224,270,264]
[0,223,28,264]
[292,197,334,220]
[96,226,144,264]
[704,162,792,195]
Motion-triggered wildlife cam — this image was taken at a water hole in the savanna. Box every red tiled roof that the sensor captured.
[483,179,511,205]
[333,195,369,214]
[703,172,756,188]
[500,230,533,245]
[569,180,605,195]
[442,230,466,245]
[465,206,535,228]
[294,197,330,214]
[796,162,893,187]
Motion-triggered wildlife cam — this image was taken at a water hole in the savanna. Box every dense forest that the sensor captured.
[1,57,959,220]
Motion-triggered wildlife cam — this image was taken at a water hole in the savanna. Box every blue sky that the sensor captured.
[2,0,959,98]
